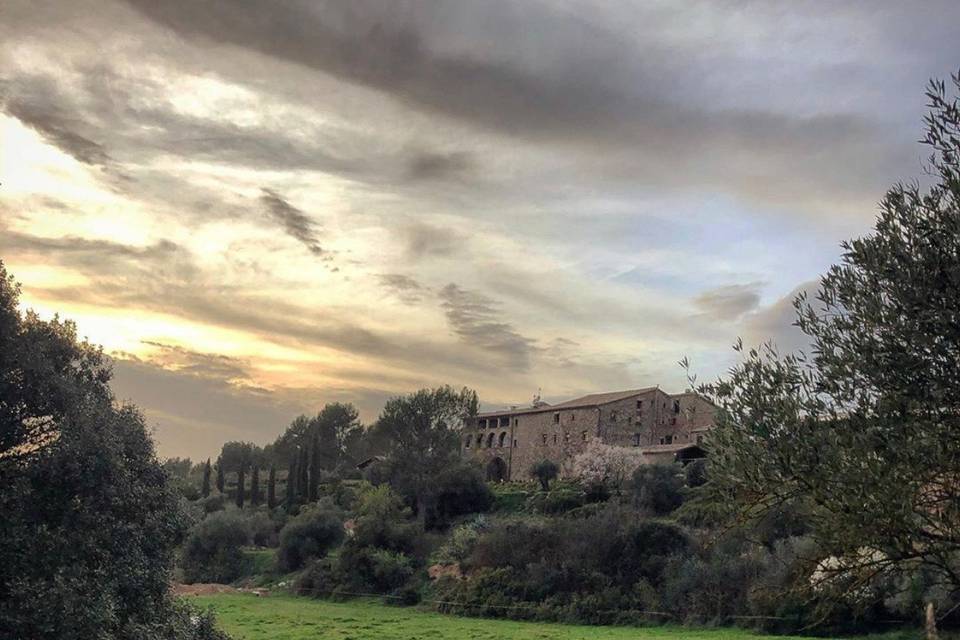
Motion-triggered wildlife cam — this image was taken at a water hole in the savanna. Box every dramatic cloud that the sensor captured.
[2,0,956,457]
[439,283,537,371]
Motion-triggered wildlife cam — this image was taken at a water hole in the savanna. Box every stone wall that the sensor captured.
[461,389,717,481]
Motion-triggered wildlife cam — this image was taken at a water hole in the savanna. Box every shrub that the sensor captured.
[631,463,685,515]
[181,511,250,584]
[428,463,494,528]
[352,485,417,553]
[201,495,226,514]
[530,459,559,491]
[277,504,344,572]
[246,510,278,547]
[525,489,585,515]
[684,458,708,488]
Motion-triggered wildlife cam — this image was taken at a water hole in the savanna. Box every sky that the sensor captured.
[1,1,958,459]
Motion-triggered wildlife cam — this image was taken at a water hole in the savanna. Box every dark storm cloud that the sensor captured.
[694,283,763,321]
[259,189,326,257]
[118,0,932,209]
[439,283,536,371]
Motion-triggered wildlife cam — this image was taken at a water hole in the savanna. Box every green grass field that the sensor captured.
[190,593,822,640]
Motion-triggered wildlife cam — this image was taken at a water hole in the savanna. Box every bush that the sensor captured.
[525,489,585,515]
[530,459,559,491]
[277,504,344,572]
[428,463,494,528]
[631,463,685,515]
[246,510,278,547]
[181,511,249,584]
[352,485,417,553]
[201,495,226,514]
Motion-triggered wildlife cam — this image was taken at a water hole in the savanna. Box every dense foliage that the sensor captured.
[0,261,230,639]
[692,71,960,615]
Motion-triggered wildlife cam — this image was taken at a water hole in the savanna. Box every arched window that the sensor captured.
[476,433,484,448]
[464,436,471,448]
[486,432,495,448]
[498,432,507,447]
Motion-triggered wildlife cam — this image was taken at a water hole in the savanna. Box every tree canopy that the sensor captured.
[694,71,960,604]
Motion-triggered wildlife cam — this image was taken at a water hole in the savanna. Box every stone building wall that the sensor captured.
[461,388,716,481]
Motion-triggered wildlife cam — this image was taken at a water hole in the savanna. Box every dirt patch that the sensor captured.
[173,583,269,597]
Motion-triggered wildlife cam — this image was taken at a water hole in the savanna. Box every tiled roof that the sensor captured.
[476,387,659,417]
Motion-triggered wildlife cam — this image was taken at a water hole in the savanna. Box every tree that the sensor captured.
[215,458,225,494]
[250,465,260,506]
[373,386,478,526]
[572,440,645,495]
[0,262,207,638]
[267,465,277,509]
[202,458,212,498]
[236,465,245,509]
[308,433,320,502]
[297,446,309,501]
[531,459,559,491]
[692,71,960,602]
[0,262,111,474]
[285,456,297,508]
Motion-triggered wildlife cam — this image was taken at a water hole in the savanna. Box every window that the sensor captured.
[464,436,471,448]
[553,434,558,444]
[513,439,518,448]
[476,434,483,447]
[581,430,588,442]
[632,433,641,446]
[500,416,510,427]
[513,418,519,427]
[570,412,575,422]
[553,412,560,424]
[542,433,548,445]
[673,400,681,414]
[564,432,570,443]
[498,432,507,447]
[659,435,673,445]
[636,400,643,409]
[479,418,487,429]
[486,432,495,448]
[610,410,618,421]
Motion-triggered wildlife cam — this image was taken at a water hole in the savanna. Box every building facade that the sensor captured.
[461,387,716,481]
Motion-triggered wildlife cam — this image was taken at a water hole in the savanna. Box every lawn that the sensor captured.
[190,593,821,640]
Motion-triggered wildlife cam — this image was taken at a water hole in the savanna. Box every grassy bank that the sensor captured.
[190,593,822,640]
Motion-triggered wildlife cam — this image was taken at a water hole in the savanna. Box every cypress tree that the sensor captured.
[267,465,277,509]
[308,434,320,502]
[297,447,309,501]
[215,458,225,494]
[285,457,296,508]
[250,465,260,506]
[201,458,211,498]
[236,465,245,509]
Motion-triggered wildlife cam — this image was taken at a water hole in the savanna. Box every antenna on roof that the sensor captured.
[532,387,542,406]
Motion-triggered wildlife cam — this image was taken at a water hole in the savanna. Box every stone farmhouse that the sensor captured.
[461,387,716,481]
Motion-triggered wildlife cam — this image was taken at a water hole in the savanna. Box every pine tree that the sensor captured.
[201,458,211,498]
[308,434,320,502]
[267,465,277,509]
[285,456,296,508]
[215,457,225,494]
[236,465,245,509]
[250,465,260,506]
